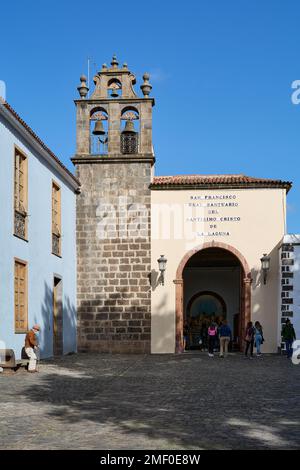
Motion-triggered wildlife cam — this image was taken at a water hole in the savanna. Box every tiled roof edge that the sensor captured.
[150,174,292,192]
[0,99,80,189]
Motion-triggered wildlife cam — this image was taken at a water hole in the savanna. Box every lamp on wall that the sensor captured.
[260,253,271,285]
[157,255,167,286]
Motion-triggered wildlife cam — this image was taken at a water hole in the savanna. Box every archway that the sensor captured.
[174,242,252,353]
[187,290,227,318]
[186,290,227,351]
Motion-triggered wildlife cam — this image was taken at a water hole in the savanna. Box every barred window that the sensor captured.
[52,182,61,256]
[14,148,28,239]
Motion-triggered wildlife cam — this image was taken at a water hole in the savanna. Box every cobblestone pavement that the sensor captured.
[0,353,299,450]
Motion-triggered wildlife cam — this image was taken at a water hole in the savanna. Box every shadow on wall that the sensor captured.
[151,310,175,352]
[250,268,262,290]
[32,282,76,359]
[63,295,77,355]
[150,269,163,291]
[251,242,281,350]
[150,292,176,353]
[76,277,173,353]
[77,292,152,344]
[251,242,280,292]
[250,267,262,323]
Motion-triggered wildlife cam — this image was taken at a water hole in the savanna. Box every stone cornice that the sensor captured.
[71,153,155,165]
[74,97,155,106]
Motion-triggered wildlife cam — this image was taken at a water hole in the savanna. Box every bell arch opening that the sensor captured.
[175,242,251,353]
[120,107,140,154]
[89,107,108,155]
[186,290,227,318]
[107,78,122,98]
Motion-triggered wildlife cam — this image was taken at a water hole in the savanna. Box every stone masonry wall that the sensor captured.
[76,161,151,353]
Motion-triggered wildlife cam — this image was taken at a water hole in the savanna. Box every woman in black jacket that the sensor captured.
[244,321,255,358]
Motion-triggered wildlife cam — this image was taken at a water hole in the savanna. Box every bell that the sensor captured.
[122,120,136,134]
[92,120,105,135]
[110,88,119,98]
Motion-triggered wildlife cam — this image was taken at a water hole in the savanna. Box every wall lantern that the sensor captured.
[260,253,271,285]
[157,255,167,285]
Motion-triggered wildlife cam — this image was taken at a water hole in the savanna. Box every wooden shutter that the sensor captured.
[52,182,61,256]
[14,259,28,333]
[14,148,28,239]
[14,149,27,213]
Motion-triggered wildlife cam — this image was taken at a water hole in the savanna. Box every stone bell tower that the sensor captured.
[72,56,154,353]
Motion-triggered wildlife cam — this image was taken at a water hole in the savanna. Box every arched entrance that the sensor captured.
[174,242,252,353]
[187,291,227,318]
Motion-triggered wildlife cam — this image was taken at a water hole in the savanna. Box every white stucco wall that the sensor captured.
[0,112,77,359]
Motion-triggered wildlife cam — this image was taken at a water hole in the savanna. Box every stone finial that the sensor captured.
[77,75,89,99]
[102,63,108,70]
[140,73,152,97]
[111,54,119,68]
[123,62,128,69]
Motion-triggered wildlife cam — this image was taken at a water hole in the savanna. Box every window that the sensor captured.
[14,148,28,239]
[14,259,28,333]
[282,259,294,266]
[282,272,293,278]
[282,245,294,252]
[52,182,61,256]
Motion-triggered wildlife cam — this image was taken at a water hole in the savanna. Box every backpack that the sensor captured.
[208,327,217,336]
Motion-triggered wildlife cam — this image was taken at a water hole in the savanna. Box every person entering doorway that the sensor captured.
[219,320,232,358]
[208,322,218,357]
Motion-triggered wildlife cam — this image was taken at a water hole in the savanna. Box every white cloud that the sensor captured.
[148,69,170,83]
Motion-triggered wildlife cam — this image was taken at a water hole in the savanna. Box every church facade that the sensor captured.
[72,56,293,355]
[151,177,290,354]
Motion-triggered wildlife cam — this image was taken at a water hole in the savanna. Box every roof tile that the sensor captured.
[151,174,292,191]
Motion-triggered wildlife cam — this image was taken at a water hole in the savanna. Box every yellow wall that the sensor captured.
[151,188,286,353]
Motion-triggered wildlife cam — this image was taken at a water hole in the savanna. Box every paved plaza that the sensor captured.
[0,353,299,450]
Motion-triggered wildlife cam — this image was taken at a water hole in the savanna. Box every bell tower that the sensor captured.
[72,56,154,353]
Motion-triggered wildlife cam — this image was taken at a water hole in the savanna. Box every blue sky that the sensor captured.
[1,0,299,232]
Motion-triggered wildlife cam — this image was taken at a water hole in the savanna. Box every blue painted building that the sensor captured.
[0,100,79,359]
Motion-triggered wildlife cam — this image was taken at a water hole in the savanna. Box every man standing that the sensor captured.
[282,319,296,359]
[25,324,40,373]
[219,320,232,358]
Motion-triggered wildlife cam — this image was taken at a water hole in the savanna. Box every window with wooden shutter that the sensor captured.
[52,182,61,256]
[14,148,28,239]
[14,259,28,333]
